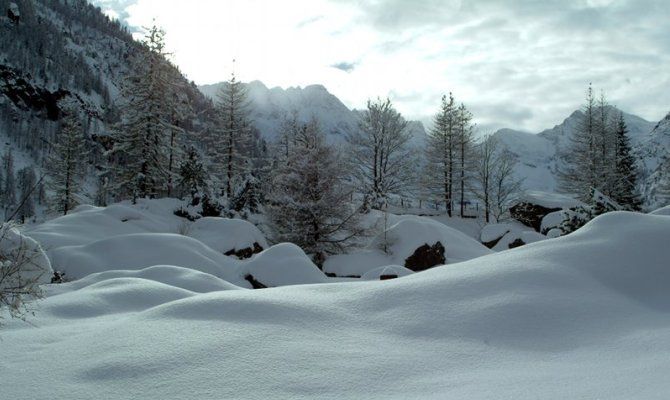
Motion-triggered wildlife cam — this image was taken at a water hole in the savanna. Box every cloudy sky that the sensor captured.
[91,0,669,132]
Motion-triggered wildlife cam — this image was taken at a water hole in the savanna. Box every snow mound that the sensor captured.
[372,216,493,264]
[186,217,268,255]
[26,198,185,250]
[49,233,239,281]
[42,278,195,319]
[480,223,513,243]
[238,243,328,287]
[2,212,670,398]
[361,265,414,281]
[47,265,239,296]
[0,224,52,285]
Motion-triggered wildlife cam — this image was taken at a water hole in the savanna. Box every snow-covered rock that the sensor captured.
[237,243,328,288]
[187,217,268,258]
[371,216,493,266]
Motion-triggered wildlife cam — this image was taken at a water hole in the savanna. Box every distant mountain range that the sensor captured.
[492,107,669,208]
[198,81,428,146]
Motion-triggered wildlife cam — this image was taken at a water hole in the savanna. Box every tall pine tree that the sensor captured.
[47,108,88,215]
[611,112,641,210]
[426,93,457,216]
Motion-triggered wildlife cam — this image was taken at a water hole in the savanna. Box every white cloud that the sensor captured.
[91,0,670,132]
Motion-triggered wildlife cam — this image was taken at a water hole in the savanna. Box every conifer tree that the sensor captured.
[2,150,17,220]
[269,120,361,266]
[47,109,88,216]
[178,146,208,200]
[211,67,254,199]
[426,93,457,215]
[456,103,474,217]
[16,167,36,222]
[611,112,641,210]
[558,84,599,201]
[110,24,172,201]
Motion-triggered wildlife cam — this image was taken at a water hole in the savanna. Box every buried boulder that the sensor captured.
[187,217,268,259]
[510,191,584,232]
[404,242,446,271]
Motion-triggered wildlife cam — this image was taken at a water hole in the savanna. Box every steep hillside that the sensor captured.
[637,111,670,208]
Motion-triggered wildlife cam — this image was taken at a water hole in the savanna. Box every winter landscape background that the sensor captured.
[1,0,669,399]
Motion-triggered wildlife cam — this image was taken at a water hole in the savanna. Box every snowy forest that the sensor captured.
[1,0,670,399]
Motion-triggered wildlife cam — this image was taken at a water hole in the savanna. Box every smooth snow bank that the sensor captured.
[361,265,414,280]
[0,224,52,285]
[3,212,670,399]
[371,216,492,264]
[26,199,185,250]
[650,205,670,216]
[187,217,268,255]
[518,190,583,209]
[238,243,328,287]
[49,233,239,282]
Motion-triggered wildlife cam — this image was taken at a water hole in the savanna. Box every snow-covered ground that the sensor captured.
[2,202,670,398]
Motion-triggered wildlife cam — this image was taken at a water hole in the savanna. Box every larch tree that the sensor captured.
[16,167,36,222]
[46,108,88,216]
[268,120,361,267]
[426,93,457,216]
[2,150,17,220]
[348,98,413,210]
[558,84,599,201]
[211,68,254,199]
[456,103,474,217]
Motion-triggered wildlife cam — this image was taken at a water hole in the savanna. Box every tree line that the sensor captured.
[1,24,653,265]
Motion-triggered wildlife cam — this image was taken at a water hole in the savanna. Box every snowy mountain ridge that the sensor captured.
[493,106,668,206]
[199,80,428,145]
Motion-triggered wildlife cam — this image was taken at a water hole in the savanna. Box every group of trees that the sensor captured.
[558,84,641,210]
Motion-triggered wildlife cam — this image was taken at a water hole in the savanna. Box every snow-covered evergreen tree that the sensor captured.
[425,94,457,215]
[2,150,17,220]
[347,98,413,210]
[46,109,88,216]
[178,146,208,200]
[610,112,641,210]
[269,120,361,266]
[16,167,36,222]
[210,68,254,199]
[110,24,173,201]
[558,84,604,201]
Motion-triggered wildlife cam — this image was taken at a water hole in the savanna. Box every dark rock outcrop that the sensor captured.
[404,242,446,272]
[510,202,561,232]
[508,238,526,249]
[225,242,264,260]
[244,274,268,289]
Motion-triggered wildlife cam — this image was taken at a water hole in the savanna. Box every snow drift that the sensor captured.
[4,211,670,399]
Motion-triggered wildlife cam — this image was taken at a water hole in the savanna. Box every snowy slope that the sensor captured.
[2,211,670,399]
[637,111,670,209]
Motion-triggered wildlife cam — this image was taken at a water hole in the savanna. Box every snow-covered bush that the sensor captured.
[0,223,52,325]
